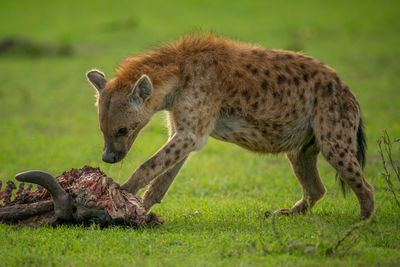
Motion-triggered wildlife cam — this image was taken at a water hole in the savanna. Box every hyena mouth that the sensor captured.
[116,150,127,162]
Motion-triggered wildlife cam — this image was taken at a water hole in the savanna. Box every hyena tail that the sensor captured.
[338,117,367,196]
[356,117,367,169]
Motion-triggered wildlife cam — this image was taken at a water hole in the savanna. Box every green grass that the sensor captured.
[1,0,400,266]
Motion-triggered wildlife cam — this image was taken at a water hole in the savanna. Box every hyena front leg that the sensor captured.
[142,157,187,211]
[141,116,188,210]
[275,138,326,215]
[121,132,197,195]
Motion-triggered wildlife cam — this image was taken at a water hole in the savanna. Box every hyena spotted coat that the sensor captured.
[87,34,374,219]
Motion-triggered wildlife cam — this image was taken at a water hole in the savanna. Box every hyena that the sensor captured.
[86,34,374,219]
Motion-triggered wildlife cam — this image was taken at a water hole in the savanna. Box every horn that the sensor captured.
[15,171,72,220]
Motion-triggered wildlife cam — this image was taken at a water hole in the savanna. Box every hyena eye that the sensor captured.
[116,128,128,137]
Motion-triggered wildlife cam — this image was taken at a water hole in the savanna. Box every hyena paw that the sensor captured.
[274,200,311,216]
[273,208,291,215]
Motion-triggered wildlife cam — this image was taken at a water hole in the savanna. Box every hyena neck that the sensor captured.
[115,51,180,113]
[150,77,179,112]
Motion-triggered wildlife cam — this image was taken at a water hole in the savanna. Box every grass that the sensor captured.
[1,0,400,266]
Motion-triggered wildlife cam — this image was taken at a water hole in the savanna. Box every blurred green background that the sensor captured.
[0,0,399,266]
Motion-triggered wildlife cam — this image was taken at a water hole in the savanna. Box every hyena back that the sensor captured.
[86,34,374,219]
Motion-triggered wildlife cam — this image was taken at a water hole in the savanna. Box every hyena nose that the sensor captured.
[102,151,118,163]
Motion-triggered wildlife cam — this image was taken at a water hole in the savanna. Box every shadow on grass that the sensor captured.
[103,16,139,32]
[0,36,73,58]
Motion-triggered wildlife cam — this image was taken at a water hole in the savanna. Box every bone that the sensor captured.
[0,200,54,222]
[15,171,72,220]
[0,181,16,205]
[16,182,24,196]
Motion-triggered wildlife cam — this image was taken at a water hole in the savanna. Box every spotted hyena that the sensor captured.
[86,34,374,219]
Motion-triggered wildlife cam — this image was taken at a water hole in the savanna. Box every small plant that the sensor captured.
[378,130,400,208]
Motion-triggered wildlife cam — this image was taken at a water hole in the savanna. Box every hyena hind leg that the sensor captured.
[275,137,326,216]
[318,138,374,219]
[314,113,374,219]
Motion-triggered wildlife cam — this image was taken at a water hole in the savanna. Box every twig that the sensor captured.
[384,131,400,181]
[377,131,400,208]
[326,197,388,256]
[327,222,362,255]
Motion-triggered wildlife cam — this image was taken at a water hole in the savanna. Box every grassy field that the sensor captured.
[1,0,400,266]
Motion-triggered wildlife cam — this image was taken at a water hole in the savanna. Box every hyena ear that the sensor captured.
[86,69,107,93]
[129,74,153,107]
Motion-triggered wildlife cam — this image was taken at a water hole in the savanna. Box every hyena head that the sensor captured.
[86,69,153,163]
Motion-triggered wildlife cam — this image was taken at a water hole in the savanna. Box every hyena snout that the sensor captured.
[102,151,118,163]
[102,139,126,163]
[102,149,126,163]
